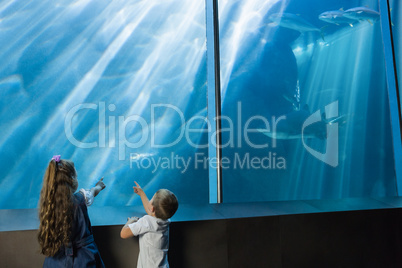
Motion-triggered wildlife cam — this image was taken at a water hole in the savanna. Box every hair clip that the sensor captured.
[52,155,61,163]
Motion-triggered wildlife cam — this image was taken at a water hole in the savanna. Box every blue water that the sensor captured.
[218,0,397,202]
[0,0,208,208]
[390,0,402,109]
[0,0,398,209]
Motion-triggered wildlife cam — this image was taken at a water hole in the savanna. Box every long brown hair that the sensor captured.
[38,159,77,256]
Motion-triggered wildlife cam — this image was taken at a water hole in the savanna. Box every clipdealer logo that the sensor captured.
[129,151,286,173]
[302,101,339,167]
[64,101,340,167]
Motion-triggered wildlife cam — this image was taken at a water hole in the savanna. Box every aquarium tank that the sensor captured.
[389,0,401,113]
[0,0,400,210]
[218,0,399,202]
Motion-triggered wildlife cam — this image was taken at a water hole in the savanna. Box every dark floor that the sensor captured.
[1,198,402,267]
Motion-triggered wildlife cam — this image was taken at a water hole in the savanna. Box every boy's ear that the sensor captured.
[150,205,155,212]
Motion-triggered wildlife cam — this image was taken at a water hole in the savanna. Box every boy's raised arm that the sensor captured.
[133,181,153,216]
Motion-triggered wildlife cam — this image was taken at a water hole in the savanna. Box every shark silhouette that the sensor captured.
[318,9,357,27]
[268,13,321,33]
[257,105,346,140]
[343,7,380,25]
[268,13,325,40]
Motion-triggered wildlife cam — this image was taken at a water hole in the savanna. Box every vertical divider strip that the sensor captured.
[206,0,223,203]
[379,0,402,194]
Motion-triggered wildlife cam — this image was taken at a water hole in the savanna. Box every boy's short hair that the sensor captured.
[153,189,178,220]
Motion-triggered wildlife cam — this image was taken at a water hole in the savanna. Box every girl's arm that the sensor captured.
[79,178,106,206]
[133,181,153,216]
[91,177,106,197]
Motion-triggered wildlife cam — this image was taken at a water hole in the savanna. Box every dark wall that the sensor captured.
[1,209,402,267]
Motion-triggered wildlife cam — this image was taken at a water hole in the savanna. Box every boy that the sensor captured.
[120,181,179,268]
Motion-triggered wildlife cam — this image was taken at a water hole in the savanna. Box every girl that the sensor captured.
[38,155,106,267]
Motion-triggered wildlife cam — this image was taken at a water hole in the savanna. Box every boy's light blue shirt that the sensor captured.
[129,215,170,268]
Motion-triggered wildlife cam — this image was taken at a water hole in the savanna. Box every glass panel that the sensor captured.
[0,0,208,208]
[389,0,402,115]
[218,0,397,202]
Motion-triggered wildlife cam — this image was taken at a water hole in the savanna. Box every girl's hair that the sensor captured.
[153,189,179,220]
[38,159,77,256]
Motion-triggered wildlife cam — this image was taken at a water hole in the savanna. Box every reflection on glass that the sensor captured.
[0,0,208,208]
[219,0,396,202]
[389,0,401,116]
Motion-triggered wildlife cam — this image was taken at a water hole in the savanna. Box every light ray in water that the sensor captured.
[218,0,282,98]
[0,0,207,208]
